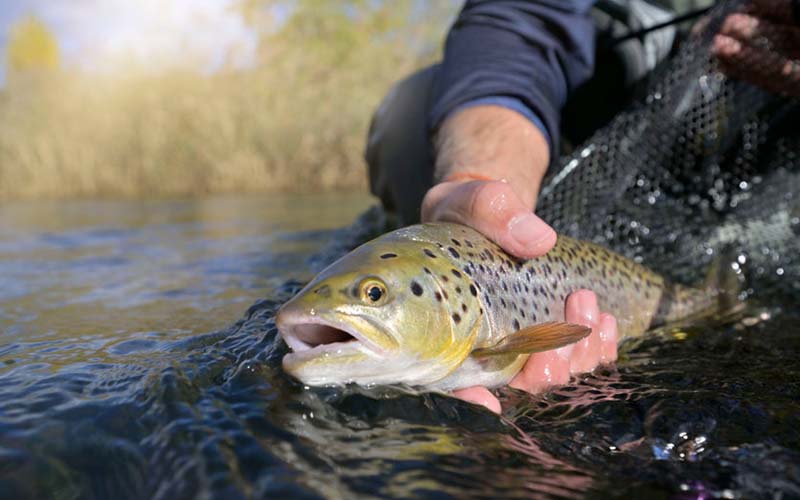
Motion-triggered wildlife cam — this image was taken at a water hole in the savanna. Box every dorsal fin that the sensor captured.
[471,322,590,358]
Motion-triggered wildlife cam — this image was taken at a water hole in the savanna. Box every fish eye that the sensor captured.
[359,279,387,304]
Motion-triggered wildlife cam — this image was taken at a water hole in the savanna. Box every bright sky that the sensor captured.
[0,0,259,80]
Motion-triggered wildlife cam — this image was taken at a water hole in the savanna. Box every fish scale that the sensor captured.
[276,222,726,390]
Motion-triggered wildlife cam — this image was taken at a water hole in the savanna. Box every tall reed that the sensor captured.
[0,1,455,200]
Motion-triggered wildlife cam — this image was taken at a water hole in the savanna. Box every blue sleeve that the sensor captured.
[428,0,597,154]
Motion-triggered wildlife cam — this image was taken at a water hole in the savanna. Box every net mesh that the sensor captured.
[536,0,799,297]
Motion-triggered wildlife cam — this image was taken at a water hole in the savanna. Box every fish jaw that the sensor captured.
[276,302,473,387]
[277,300,418,386]
[278,311,387,356]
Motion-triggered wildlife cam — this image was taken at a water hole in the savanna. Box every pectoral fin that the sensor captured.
[471,322,591,358]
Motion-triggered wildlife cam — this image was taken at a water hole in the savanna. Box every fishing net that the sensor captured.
[533,0,800,297]
[366,0,798,299]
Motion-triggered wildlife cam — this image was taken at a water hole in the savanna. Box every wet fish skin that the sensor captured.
[277,222,716,391]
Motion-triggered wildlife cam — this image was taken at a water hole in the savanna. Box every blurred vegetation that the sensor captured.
[7,16,60,73]
[0,1,457,200]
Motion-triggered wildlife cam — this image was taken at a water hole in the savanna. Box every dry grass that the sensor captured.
[0,2,455,200]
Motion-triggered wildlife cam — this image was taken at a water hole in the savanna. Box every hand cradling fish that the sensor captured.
[276,222,738,391]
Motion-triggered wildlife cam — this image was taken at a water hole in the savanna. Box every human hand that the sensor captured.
[421,105,619,413]
[452,290,619,414]
[712,0,800,96]
[422,178,557,259]
[421,105,556,258]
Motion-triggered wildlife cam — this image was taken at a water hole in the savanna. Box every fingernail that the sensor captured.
[509,213,552,250]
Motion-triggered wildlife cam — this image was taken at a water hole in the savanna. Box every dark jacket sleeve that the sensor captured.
[428,0,597,153]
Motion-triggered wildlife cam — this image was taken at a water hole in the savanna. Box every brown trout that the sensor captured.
[276,222,733,391]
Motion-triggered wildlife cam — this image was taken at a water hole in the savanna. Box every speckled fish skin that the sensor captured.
[276,222,717,391]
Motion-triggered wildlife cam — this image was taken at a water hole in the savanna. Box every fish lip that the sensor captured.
[276,311,386,357]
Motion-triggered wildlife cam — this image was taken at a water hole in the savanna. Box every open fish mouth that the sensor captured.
[277,313,384,359]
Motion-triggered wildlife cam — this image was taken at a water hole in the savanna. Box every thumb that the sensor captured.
[421,180,556,259]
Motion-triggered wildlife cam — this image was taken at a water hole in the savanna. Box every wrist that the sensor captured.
[433,105,550,208]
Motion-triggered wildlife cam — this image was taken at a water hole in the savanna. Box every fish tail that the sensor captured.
[653,247,745,325]
[701,245,746,313]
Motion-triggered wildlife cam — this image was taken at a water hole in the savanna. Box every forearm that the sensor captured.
[428,0,596,154]
[433,105,550,208]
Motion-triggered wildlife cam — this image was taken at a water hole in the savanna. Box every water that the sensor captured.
[0,195,798,499]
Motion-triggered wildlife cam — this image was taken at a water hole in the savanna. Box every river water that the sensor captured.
[0,195,798,499]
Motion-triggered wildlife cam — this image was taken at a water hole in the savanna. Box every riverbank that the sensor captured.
[0,2,454,201]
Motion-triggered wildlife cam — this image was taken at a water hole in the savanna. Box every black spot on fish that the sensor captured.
[410,281,423,296]
[424,249,437,258]
[440,275,449,283]
[469,284,477,296]
[484,294,492,307]
[455,286,462,294]
[448,247,460,259]
[465,240,474,248]
[500,298,507,308]
[544,306,550,315]
[451,238,461,247]
[463,267,473,276]
[434,292,442,302]
[461,303,467,312]
[423,267,431,274]
[452,313,461,324]
[380,253,397,259]
[451,269,462,279]
[513,319,520,330]
[520,310,526,318]
[442,290,449,300]
[502,282,508,292]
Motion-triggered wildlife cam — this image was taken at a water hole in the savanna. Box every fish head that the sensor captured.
[276,234,482,386]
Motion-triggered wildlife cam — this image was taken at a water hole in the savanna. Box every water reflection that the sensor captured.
[0,193,373,373]
[0,197,798,499]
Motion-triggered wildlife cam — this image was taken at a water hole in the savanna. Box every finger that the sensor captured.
[598,312,619,363]
[713,34,800,97]
[509,350,571,394]
[452,386,502,414]
[421,180,557,259]
[719,13,800,58]
[564,290,602,374]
